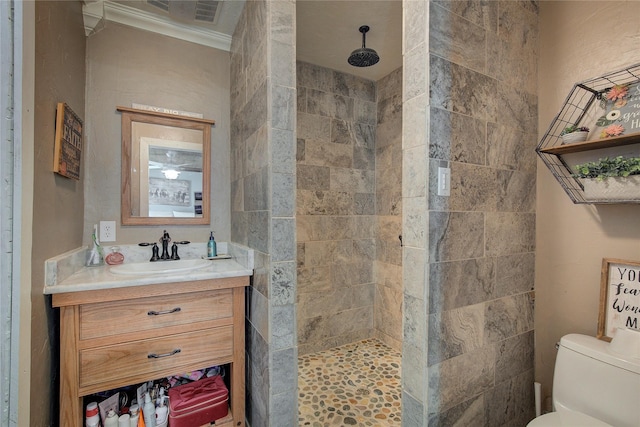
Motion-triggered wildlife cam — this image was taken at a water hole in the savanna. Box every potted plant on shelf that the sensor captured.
[560,125,590,144]
[573,156,640,201]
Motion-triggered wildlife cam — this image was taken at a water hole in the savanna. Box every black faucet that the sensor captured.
[139,231,190,262]
[160,229,171,260]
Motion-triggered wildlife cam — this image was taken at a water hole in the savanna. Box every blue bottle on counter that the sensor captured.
[207,231,217,258]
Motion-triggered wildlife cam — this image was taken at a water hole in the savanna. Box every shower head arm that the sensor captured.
[359,25,370,49]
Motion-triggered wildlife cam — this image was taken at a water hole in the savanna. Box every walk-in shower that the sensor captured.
[296,59,403,425]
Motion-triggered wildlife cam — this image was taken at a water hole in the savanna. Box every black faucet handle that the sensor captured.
[150,243,160,262]
[138,242,154,246]
[175,240,190,245]
[170,242,180,260]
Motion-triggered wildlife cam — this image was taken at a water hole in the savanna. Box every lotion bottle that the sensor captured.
[155,397,168,426]
[207,231,217,257]
[128,404,139,427]
[143,392,156,427]
[118,413,130,427]
[104,409,119,427]
[85,402,100,427]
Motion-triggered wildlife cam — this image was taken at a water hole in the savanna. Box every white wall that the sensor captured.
[536,0,640,407]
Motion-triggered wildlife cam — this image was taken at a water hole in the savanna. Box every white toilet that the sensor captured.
[528,329,640,427]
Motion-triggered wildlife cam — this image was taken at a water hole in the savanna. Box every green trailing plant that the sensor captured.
[573,156,640,181]
[560,125,590,136]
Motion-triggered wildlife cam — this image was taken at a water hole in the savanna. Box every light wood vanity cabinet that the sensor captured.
[53,276,248,427]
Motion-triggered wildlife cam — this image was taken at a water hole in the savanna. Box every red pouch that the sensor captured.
[168,375,229,427]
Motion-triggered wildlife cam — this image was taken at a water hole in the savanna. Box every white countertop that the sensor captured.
[44,258,252,294]
[43,242,254,295]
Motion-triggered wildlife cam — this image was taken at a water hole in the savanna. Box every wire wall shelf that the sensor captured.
[536,63,640,204]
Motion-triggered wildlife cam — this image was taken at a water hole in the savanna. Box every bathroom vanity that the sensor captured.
[45,245,253,427]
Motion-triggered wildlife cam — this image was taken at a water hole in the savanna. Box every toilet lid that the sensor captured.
[527,410,612,427]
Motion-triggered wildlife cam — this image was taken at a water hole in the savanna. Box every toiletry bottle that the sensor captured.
[155,397,168,426]
[128,404,139,427]
[143,392,156,427]
[104,409,119,427]
[118,413,130,427]
[85,402,100,427]
[156,387,165,406]
[207,231,217,257]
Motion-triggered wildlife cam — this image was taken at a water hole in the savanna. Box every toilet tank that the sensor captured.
[553,333,640,427]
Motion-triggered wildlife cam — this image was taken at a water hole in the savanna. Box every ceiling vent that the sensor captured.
[147,0,169,12]
[146,0,220,24]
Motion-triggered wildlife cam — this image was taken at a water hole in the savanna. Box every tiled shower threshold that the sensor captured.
[298,339,401,426]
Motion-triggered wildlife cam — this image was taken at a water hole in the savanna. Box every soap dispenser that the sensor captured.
[207,231,217,258]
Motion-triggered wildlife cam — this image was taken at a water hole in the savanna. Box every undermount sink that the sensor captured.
[109,259,210,276]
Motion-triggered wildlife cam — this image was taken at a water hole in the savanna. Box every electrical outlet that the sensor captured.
[100,221,116,242]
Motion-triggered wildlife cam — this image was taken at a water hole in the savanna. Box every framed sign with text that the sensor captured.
[594,81,640,137]
[53,102,83,180]
[597,258,640,341]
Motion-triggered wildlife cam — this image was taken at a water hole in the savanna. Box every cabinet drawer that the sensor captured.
[79,289,232,340]
[79,326,233,390]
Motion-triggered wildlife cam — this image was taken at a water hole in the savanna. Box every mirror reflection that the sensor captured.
[145,145,202,217]
[118,107,213,225]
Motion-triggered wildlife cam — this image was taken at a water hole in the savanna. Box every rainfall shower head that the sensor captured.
[348,25,380,67]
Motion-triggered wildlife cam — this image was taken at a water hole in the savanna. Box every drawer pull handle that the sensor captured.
[147,349,181,359]
[147,307,181,316]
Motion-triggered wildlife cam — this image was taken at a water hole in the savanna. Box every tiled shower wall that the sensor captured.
[296,62,377,356]
[402,1,537,425]
[230,1,297,426]
[296,63,404,355]
[375,68,403,350]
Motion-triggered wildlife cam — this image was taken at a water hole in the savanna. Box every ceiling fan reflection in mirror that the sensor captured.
[148,148,203,179]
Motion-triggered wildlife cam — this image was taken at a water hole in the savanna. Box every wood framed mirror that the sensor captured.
[118,106,214,225]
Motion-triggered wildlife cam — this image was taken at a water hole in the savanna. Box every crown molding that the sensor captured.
[82,1,232,51]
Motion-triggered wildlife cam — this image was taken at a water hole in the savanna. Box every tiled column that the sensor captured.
[230,1,297,426]
[269,1,298,425]
[401,0,430,424]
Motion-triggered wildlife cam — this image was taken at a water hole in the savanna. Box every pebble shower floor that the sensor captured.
[298,339,401,426]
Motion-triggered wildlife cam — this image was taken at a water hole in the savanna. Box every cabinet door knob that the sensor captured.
[147,349,181,359]
[147,307,181,316]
